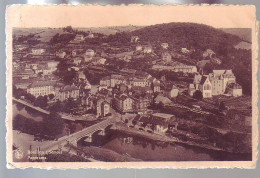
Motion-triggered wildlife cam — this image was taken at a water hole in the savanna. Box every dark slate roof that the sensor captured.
[199,76,208,85]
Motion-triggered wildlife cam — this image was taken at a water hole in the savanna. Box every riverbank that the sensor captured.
[113,122,242,154]
[68,144,142,162]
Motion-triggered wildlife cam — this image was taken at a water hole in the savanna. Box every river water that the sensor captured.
[13,103,45,122]
[13,103,251,162]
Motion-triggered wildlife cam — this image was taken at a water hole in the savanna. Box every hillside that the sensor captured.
[109,22,251,95]
[130,23,242,53]
[220,28,251,43]
[78,26,143,35]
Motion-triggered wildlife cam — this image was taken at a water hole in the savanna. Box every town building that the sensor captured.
[114,51,134,62]
[188,84,196,96]
[130,86,153,95]
[191,70,240,98]
[31,48,45,55]
[110,75,126,88]
[203,49,216,59]
[14,67,36,79]
[47,60,59,71]
[130,78,149,87]
[154,94,172,105]
[162,52,172,63]
[27,81,56,97]
[169,85,179,98]
[161,43,169,49]
[100,76,111,87]
[72,57,82,65]
[55,84,80,101]
[114,94,133,113]
[13,78,34,90]
[209,70,236,96]
[74,34,85,41]
[210,57,222,65]
[198,75,212,98]
[226,83,243,97]
[131,94,152,112]
[152,64,197,73]
[152,81,161,93]
[96,98,111,117]
[34,66,54,76]
[14,44,27,52]
[150,113,178,134]
[71,49,76,57]
[131,36,140,43]
[86,33,94,38]
[77,70,86,80]
[143,46,152,53]
[85,49,95,57]
[56,51,66,58]
[97,58,106,65]
[136,45,142,51]
[181,48,190,54]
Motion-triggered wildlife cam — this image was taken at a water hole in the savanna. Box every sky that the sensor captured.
[6,5,256,29]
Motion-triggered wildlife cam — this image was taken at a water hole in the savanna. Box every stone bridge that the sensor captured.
[68,117,117,146]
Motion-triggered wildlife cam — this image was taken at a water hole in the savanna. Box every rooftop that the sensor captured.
[152,113,174,120]
[28,80,56,88]
[59,85,79,92]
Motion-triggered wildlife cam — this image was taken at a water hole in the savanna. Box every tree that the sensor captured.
[42,112,64,138]
[64,98,78,114]
[55,61,76,84]
[193,90,203,100]
[63,26,73,33]
[48,94,55,100]
[157,101,164,110]
[24,93,36,103]
[35,95,48,108]
[219,101,226,111]
[49,100,63,112]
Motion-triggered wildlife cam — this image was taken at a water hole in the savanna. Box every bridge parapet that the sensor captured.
[70,118,116,144]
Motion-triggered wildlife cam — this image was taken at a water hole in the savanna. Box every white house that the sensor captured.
[136,45,142,51]
[169,85,179,98]
[181,48,190,54]
[144,46,152,53]
[198,75,212,98]
[31,48,45,55]
[161,43,169,49]
[85,49,95,57]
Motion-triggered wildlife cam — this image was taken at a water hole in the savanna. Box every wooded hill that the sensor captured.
[106,22,251,95]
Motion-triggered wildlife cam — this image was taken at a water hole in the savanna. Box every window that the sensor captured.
[204,84,211,90]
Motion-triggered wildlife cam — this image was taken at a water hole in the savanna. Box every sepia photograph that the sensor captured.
[6,5,258,169]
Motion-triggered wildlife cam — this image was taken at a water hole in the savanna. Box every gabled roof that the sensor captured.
[189,84,195,89]
[199,76,209,85]
[28,80,56,88]
[154,94,172,104]
[228,83,242,89]
[59,85,79,92]
[212,70,226,76]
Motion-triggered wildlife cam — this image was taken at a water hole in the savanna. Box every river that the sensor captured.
[13,102,46,122]
[78,130,252,161]
[13,103,252,162]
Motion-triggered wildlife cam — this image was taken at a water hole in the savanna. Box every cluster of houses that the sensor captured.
[98,73,161,114]
[13,60,60,89]
[188,70,242,98]
[128,113,178,135]
[13,30,245,124]
[152,64,197,73]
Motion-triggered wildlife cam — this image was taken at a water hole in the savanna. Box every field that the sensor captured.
[234,41,251,50]
[220,28,251,42]
[13,28,69,42]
